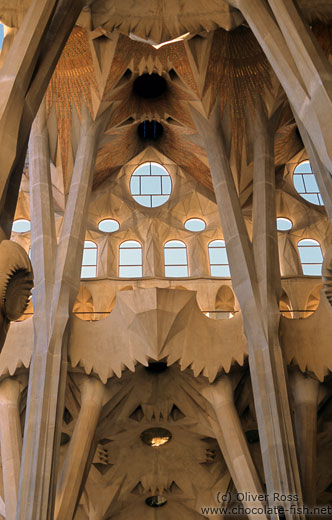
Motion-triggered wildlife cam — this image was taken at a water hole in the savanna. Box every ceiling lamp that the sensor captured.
[141,427,172,447]
[145,496,168,507]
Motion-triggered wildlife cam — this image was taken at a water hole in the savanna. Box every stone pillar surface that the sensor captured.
[0,378,22,520]
[55,376,106,520]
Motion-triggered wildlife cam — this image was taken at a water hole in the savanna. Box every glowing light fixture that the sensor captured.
[145,495,168,507]
[141,427,172,447]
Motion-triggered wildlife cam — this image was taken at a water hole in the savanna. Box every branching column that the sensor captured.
[191,101,303,519]
[0,377,22,519]
[17,103,108,520]
[0,0,81,242]
[203,377,267,520]
[229,0,332,175]
[55,376,107,520]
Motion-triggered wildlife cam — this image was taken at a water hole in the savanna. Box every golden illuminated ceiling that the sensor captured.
[43,7,332,197]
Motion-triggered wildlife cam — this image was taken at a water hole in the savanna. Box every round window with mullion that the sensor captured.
[130,162,172,208]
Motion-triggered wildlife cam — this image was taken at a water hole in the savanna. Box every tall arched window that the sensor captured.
[81,241,97,278]
[297,239,323,275]
[164,240,188,277]
[119,240,143,277]
[208,240,230,277]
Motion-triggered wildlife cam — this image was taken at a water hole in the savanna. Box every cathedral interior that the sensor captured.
[0,1,331,519]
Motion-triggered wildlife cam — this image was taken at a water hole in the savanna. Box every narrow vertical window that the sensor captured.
[164,240,188,277]
[81,241,97,278]
[297,239,323,275]
[208,240,230,277]
[119,240,143,277]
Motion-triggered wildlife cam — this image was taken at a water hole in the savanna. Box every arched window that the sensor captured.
[164,240,188,277]
[81,241,97,278]
[297,239,323,275]
[119,240,143,277]
[293,160,323,206]
[208,240,230,277]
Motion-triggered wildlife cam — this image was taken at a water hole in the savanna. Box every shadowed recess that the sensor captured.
[133,74,167,99]
[137,120,163,141]
[145,361,168,373]
[145,496,168,507]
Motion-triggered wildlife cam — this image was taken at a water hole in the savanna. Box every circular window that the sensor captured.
[12,219,31,233]
[98,219,120,233]
[293,160,323,205]
[141,428,172,447]
[184,218,206,232]
[145,496,167,508]
[130,162,172,208]
[276,218,292,231]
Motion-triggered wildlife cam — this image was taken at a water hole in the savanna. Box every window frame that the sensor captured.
[130,162,172,208]
[118,240,143,278]
[297,238,323,276]
[81,240,98,279]
[164,240,189,278]
[208,239,231,278]
[293,160,324,206]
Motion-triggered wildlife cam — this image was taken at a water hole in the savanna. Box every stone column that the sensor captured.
[203,377,267,520]
[0,0,81,242]
[186,236,210,277]
[97,237,118,278]
[229,0,332,177]
[55,376,107,520]
[190,101,303,519]
[143,222,164,277]
[18,105,109,520]
[289,370,320,506]
[0,377,22,519]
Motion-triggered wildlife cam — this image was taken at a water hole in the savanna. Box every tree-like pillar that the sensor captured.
[0,0,81,242]
[228,0,332,177]
[0,377,22,519]
[190,101,303,519]
[203,377,268,520]
[289,370,320,506]
[18,104,109,520]
[55,376,107,520]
